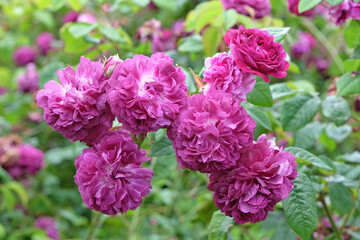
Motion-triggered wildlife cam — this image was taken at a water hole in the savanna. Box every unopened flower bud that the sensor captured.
[103,54,123,76]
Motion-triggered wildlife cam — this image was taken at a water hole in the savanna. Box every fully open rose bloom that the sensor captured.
[36,57,114,145]
[225,26,289,82]
[74,130,153,215]
[207,135,298,224]
[107,52,188,134]
[203,52,256,103]
[169,91,256,173]
[220,0,271,19]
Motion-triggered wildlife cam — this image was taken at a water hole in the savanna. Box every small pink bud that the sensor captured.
[103,54,123,76]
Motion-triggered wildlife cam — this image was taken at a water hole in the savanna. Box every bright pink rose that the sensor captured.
[107,53,187,134]
[74,130,153,215]
[77,13,96,24]
[203,52,256,103]
[169,91,256,173]
[224,26,289,82]
[208,134,298,224]
[36,57,114,145]
[220,0,271,19]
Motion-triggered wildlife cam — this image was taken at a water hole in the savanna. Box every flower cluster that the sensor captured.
[220,0,271,19]
[36,24,297,222]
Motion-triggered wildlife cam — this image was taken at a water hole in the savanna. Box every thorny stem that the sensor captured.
[319,193,343,240]
[86,211,101,240]
[302,19,344,74]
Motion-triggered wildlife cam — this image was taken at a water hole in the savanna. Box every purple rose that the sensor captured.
[35,217,59,240]
[36,56,115,145]
[36,32,55,56]
[74,130,153,215]
[17,63,39,93]
[169,91,256,173]
[107,53,188,134]
[63,11,79,23]
[220,0,271,19]
[203,52,256,103]
[291,32,316,59]
[224,26,289,82]
[288,0,316,17]
[329,0,360,25]
[208,134,298,224]
[13,46,37,66]
[6,144,44,179]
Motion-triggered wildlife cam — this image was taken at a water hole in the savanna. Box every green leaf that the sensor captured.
[181,67,198,94]
[247,107,272,130]
[151,136,175,157]
[202,26,222,56]
[298,0,322,13]
[60,24,91,53]
[337,151,360,163]
[327,0,345,5]
[193,1,223,33]
[224,9,238,30]
[6,182,28,206]
[262,27,290,42]
[247,79,274,107]
[344,20,360,48]
[68,0,83,11]
[336,73,360,97]
[322,96,351,126]
[152,0,176,11]
[329,182,354,214]
[208,210,233,240]
[325,124,352,143]
[270,83,294,99]
[281,94,320,131]
[285,147,335,170]
[50,0,67,10]
[99,26,124,42]
[294,121,324,149]
[39,61,65,87]
[68,23,97,38]
[34,10,55,29]
[283,174,318,240]
[178,35,203,53]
